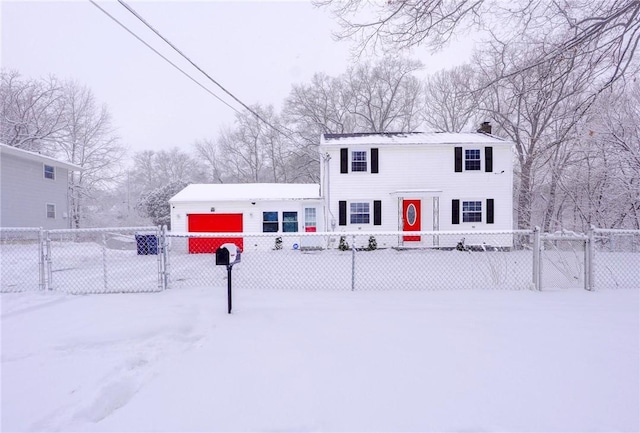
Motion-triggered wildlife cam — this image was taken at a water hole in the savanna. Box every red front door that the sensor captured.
[187,214,243,254]
[402,199,421,241]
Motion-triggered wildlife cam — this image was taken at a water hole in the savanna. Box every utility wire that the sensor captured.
[116,0,293,139]
[88,0,242,117]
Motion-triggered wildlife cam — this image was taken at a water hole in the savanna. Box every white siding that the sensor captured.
[0,152,71,229]
[321,139,513,247]
[170,199,324,252]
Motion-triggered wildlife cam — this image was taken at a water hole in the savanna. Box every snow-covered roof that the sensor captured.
[320,132,509,146]
[170,183,321,203]
[0,142,83,171]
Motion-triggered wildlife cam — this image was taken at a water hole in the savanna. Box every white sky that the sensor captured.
[1,1,474,158]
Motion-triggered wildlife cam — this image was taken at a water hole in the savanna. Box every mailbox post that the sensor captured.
[215,243,241,314]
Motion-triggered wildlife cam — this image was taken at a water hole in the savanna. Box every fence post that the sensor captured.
[160,225,168,290]
[586,226,595,291]
[351,234,356,291]
[38,228,45,291]
[532,226,541,291]
[45,231,52,290]
[102,233,108,293]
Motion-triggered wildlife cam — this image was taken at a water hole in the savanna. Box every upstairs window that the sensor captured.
[462,201,482,222]
[262,211,278,232]
[350,202,370,224]
[283,212,298,232]
[46,203,56,219]
[465,149,481,171]
[351,151,367,172]
[44,164,55,180]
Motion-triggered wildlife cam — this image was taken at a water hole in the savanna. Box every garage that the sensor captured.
[187,213,243,254]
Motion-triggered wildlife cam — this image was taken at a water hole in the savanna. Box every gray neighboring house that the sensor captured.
[0,143,82,229]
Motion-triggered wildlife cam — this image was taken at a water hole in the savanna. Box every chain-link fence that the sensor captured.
[43,227,163,294]
[1,226,638,294]
[539,231,588,290]
[0,227,43,293]
[592,229,640,290]
[165,230,535,291]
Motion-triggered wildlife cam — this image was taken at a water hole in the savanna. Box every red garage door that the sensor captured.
[187,214,243,254]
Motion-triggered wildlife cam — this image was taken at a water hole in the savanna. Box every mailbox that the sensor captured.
[216,243,242,266]
[215,243,241,314]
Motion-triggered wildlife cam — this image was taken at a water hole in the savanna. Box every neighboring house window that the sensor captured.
[283,211,298,232]
[44,164,55,180]
[263,211,278,232]
[46,203,56,219]
[465,149,481,171]
[462,201,482,222]
[351,151,367,172]
[350,202,370,224]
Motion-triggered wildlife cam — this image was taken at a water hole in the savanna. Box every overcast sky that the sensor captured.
[1,1,474,159]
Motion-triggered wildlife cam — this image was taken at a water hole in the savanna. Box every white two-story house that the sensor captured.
[0,143,82,229]
[319,131,513,248]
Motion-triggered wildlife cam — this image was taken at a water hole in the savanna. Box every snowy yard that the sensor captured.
[1,287,638,432]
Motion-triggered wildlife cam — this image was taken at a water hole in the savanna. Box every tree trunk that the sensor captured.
[517,159,533,229]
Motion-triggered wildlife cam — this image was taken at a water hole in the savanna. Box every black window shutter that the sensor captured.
[340,148,348,174]
[487,199,494,224]
[371,148,379,173]
[373,200,382,225]
[485,146,493,172]
[339,201,347,226]
[452,199,460,224]
[454,147,462,172]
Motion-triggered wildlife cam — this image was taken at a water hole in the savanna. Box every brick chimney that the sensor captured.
[477,122,492,134]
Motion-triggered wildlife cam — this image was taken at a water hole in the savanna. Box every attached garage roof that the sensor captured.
[170,183,321,203]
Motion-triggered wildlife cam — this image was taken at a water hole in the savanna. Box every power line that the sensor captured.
[88,0,242,116]
[115,0,293,139]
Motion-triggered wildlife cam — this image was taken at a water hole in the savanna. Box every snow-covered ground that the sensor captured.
[2,286,638,432]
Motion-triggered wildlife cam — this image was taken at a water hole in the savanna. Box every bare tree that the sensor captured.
[346,57,424,132]
[131,148,206,194]
[282,57,423,182]
[475,36,602,229]
[0,70,66,152]
[215,104,296,183]
[557,82,640,230]
[193,138,227,183]
[422,64,478,132]
[318,0,640,88]
[55,81,125,228]
[283,73,356,182]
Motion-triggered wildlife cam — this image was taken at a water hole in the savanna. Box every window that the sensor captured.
[262,211,278,232]
[462,201,482,222]
[304,208,317,231]
[44,164,55,180]
[351,151,367,172]
[465,149,481,171]
[283,212,298,232]
[46,204,56,219]
[350,202,370,224]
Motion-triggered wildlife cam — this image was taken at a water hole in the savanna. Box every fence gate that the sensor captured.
[539,233,588,290]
